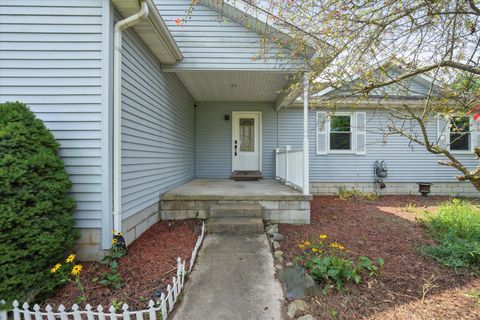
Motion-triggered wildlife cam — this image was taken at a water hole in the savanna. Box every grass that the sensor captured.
[421,199,480,271]
[467,289,480,305]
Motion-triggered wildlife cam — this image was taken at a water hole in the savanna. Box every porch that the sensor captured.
[160,179,312,224]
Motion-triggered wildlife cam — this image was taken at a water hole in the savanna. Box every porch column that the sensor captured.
[303,72,310,195]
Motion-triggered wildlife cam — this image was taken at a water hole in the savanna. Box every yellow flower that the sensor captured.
[112,238,118,245]
[319,234,328,240]
[65,254,75,263]
[329,242,346,250]
[311,247,319,253]
[50,263,61,273]
[298,244,305,249]
[303,240,312,246]
[71,264,83,276]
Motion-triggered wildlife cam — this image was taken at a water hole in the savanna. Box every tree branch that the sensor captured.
[360,61,480,94]
[468,0,480,15]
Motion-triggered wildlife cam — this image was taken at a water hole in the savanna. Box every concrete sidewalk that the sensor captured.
[173,234,283,320]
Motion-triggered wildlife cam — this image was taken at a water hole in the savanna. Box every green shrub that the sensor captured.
[421,199,480,270]
[337,187,379,201]
[0,102,78,304]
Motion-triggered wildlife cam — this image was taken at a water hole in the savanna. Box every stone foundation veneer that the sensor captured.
[74,228,105,261]
[122,202,161,246]
[160,199,311,224]
[74,202,160,261]
[310,182,479,197]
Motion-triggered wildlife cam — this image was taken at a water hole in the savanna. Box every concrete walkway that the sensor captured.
[173,234,283,320]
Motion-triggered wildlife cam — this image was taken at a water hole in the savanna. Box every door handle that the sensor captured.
[234,140,238,156]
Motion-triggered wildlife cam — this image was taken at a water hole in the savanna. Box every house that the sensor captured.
[0,0,477,260]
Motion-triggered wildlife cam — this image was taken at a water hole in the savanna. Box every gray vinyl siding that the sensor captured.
[328,68,436,99]
[370,69,432,97]
[120,26,195,219]
[278,108,479,183]
[195,102,277,178]
[0,0,106,229]
[154,0,303,71]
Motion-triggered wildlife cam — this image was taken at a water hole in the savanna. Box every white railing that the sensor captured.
[0,221,206,320]
[275,146,304,191]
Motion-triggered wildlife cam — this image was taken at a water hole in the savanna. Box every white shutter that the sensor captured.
[355,112,367,155]
[316,111,327,155]
[436,114,449,149]
[472,116,478,152]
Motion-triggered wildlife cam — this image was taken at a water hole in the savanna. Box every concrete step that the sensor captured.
[210,203,263,218]
[207,217,264,234]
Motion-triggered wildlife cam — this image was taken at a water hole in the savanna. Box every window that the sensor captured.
[450,117,470,151]
[239,118,255,152]
[317,111,367,155]
[329,115,352,151]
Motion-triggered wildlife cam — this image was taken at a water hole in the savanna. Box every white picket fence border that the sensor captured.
[189,221,205,273]
[0,221,206,320]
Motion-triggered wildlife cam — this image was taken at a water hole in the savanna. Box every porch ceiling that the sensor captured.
[175,71,293,102]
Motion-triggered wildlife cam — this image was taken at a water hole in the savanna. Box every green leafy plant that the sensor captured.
[98,232,127,289]
[0,102,78,304]
[421,199,480,270]
[110,298,125,311]
[50,254,86,304]
[337,187,379,201]
[295,234,384,293]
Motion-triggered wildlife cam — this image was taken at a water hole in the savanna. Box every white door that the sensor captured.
[232,112,261,171]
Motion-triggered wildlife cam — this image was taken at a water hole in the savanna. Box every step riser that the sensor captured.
[210,208,262,218]
[207,222,264,234]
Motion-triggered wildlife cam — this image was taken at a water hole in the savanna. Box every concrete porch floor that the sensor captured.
[162,179,311,201]
[160,179,312,224]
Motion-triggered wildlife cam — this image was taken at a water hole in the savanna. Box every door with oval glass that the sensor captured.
[232,112,261,172]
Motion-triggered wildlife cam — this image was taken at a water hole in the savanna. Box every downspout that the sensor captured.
[303,72,310,195]
[113,1,149,234]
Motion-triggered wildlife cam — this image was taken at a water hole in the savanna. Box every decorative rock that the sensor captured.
[285,261,294,267]
[274,250,284,262]
[279,265,320,299]
[266,224,279,235]
[275,264,283,270]
[297,315,315,320]
[269,232,284,241]
[287,299,308,319]
[272,241,281,250]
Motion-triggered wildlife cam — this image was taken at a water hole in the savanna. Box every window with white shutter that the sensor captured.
[316,111,367,155]
[437,114,476,153]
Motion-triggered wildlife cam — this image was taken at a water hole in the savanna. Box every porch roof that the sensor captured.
[115,0,313,104]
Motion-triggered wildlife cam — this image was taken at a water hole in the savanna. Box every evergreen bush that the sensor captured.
[0,101,78,304]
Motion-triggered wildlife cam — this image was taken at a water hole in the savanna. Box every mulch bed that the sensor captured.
[279,195,480,320]
[44,219,201,310]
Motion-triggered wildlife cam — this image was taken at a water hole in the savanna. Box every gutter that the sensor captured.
[113,1,149,234]
[144,0,183,62]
